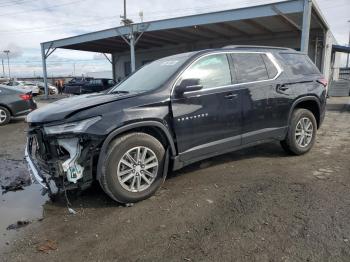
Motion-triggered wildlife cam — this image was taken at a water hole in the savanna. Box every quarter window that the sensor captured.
[262,54,278,79]
[232,53,269,83]
[280,53,320,76]
[180,54,232,90]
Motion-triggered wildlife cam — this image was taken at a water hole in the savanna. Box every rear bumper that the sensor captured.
[14,108,34,117]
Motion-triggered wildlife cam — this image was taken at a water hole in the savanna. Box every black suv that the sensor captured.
[64,78,116,95]
[25,46,327,203]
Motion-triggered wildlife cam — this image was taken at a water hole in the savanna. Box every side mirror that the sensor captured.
[175,78,203,95]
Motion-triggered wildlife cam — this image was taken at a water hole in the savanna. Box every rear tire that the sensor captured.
[99,132,165,203]
[0,106,10,126]
[281,108,317,155]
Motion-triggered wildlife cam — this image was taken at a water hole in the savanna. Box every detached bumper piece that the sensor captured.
[25,127,103,195]
[25,136,58,195]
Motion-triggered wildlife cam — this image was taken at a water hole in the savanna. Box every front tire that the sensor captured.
[99,132,165,203]
[281,108,317,155]
[0,106,10,126]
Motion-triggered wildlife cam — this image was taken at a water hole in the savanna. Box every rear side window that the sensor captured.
[280,53,320,76]
[232,53,269,83]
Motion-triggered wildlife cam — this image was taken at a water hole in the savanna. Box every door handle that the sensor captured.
[225,93,238,99]
[276,84,289,92]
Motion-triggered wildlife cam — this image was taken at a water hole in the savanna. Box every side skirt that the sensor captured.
[172,127,287,171]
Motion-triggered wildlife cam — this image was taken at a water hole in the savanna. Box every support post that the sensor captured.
[41,44,49,99]
[347,21,350,68]
[112,54,117,81]
[300,0,312,53]
[130,32,136,72]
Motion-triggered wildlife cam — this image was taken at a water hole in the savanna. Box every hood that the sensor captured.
[27,92,135,123]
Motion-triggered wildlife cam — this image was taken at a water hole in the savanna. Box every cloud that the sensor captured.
[0,43,23,59]
[93,53,107,60]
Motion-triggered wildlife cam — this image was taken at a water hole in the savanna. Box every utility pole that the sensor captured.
[3,50,11,79]
[120,0,133,25]
[120,0,135,72]
[346,20,350,68]
[1,59,4,78]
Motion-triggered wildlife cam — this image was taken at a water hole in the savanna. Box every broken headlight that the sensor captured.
[44,116,101,135]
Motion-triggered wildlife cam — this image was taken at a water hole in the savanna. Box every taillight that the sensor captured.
[19,93,32,101]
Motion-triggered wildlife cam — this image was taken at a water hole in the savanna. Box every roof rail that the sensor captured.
[222,45,293,51]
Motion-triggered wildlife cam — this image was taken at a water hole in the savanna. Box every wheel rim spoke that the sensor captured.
[141,148,147,162]
[126,152,137,164]
[145,162,158,170]
[118,168,132,177]
[144,169,156,178]
[121,173,134,183]
[144,155,156,164]
[120,159,133,169]
[141,173,151,185]
[117,146,159,193]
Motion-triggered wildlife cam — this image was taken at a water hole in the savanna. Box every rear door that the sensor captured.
[171,53,242,161]
[231,52,292,144]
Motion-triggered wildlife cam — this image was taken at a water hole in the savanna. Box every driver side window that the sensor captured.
[179,54,232,90]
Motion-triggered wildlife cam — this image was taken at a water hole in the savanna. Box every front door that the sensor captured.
[171,53,242,162]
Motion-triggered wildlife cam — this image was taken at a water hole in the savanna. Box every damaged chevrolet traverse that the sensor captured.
[25,46,327,203]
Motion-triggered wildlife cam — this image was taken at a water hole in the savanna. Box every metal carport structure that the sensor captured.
[40,0,334,97]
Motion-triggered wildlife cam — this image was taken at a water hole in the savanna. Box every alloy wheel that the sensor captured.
[117,146,159,192]
[0,109,7,124]
[295,117,313,148]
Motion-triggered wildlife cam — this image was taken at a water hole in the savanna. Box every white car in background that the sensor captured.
[34,82,58,95]
[7,81,40,96]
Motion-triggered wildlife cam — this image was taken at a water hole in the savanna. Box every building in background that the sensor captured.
[39,0,349,96]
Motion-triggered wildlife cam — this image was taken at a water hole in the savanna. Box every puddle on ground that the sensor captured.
[0,159,48,251]
[0,183,48,250]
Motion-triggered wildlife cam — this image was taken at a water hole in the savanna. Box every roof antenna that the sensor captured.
[120,0,133,25]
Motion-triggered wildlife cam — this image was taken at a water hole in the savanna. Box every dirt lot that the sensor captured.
[1,97,349,262]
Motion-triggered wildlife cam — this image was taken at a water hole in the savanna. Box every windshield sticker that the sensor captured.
[160,60,179,66]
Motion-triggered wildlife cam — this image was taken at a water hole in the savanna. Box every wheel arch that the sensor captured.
[289,96,321,128]
[96,121,176,181]
[0,103,13,116]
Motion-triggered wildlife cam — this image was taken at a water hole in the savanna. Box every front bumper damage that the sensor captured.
[25,127,104,196]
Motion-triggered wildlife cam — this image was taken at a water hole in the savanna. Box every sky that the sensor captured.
[0,0,349,78]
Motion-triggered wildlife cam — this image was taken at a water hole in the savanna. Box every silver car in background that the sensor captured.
[6,81,40,96]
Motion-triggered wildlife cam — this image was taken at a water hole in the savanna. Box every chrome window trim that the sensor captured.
[171,51,283,96]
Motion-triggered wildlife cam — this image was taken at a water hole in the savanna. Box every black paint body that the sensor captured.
[26,46,327,190]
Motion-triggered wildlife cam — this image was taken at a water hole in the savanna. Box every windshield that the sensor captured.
[109,52,193,94]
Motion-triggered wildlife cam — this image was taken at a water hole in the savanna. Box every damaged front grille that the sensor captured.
[27,125,104,193]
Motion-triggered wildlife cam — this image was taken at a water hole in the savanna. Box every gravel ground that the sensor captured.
[0,97,349,262]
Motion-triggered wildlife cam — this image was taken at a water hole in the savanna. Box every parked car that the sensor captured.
[7,81,40,96]
[64,78,116,95]
[35,82,58,95]
[25,46,327,203]
[0,85,37,125]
